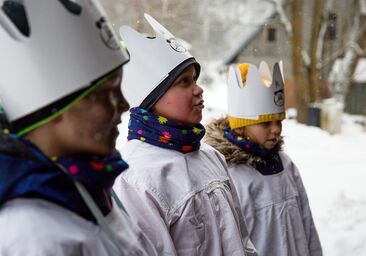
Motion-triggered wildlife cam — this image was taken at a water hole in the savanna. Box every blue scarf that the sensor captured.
[128,107,205,153]
[224,128,283,175]
[0,134,128,223]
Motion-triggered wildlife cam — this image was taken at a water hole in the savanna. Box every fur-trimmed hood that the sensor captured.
[204,117,283,167]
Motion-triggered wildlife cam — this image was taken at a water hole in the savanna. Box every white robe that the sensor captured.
[228,152,322,256]
[114,140,257,256]
[0,198,158,256]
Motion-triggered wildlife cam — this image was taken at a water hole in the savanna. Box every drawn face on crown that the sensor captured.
[274,89,284,107]
[96,17,120,50]
[167,37,186,53]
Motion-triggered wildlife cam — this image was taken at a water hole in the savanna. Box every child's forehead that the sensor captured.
[176,65,196,77]
[185,65,196,73]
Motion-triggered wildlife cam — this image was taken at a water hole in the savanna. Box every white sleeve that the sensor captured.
[116,177,178,256]
[292,162,323,256]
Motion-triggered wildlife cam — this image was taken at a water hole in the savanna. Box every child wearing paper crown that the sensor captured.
[0,1,157,255]
[205,62,323,256]
[114,14,257,255]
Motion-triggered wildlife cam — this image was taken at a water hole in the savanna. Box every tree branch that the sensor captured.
[267,0,292,35]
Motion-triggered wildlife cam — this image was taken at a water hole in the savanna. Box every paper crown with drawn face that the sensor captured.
[227,61,286,129]
[119,13,200,108]
[0,0,129,132]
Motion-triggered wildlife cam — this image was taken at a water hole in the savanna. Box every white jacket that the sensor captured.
[114,140,257,256]
[0,198,158,256]
[229,152,322,256]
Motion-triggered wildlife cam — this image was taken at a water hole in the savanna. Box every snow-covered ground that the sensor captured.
[283,115,366,256]
[117,80,366,256]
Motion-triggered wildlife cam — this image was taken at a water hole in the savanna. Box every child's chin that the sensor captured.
[264,144,276,150]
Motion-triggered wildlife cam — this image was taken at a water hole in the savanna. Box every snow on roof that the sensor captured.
[352,58,366,83]
[331,58,366,83]
[221,2,280,65]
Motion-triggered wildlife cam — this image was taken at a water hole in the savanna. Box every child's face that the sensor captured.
[55,68,129,156]
[235,120,282,150]
[153,64,204,125]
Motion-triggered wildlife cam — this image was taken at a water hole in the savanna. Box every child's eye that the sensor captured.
[178,77,190,86]
[87,90,109,102]
[275,121,283,128]
[261,122,271,127]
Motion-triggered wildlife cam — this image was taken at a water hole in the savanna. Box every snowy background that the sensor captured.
[106,0,366,254]
[117,71,366,256]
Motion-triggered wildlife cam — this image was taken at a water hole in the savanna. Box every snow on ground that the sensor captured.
[283,116,366,256]
[117,78,366,256]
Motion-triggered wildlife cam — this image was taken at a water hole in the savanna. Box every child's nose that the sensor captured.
[193,83,204,97]
[271,122,282,134]
[118,96,130,114]
[114,92,130,114]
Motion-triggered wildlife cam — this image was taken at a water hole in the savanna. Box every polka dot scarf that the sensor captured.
[128,107,206,153]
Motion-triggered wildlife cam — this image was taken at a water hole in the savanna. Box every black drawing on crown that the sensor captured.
[96,17,119,50]
[166,38,186,53]
[274,89,284,107]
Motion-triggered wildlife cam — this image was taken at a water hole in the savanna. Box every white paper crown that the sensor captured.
[119,13,195,107]
[0,0,129,122]
[227,61,285,119]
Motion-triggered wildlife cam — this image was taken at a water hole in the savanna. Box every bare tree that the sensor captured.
[309,0,325,103]
[269,0,320,123]
[291,0,310,123]
[329,0,366,103]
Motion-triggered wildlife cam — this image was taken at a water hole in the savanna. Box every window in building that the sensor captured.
[267,27,276,42]
[328,12,337,40]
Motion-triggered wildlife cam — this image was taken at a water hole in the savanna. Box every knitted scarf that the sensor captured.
[0,133,128,223]
[224,128,283,175]
[128,107,205,153]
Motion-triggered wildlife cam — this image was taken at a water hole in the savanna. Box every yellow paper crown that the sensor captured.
[227,61,286,129]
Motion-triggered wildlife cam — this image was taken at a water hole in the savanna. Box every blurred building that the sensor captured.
[221,0,354,108]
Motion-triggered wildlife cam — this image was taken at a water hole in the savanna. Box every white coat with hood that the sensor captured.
[115,140,257,256]
[205,118,323,256]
